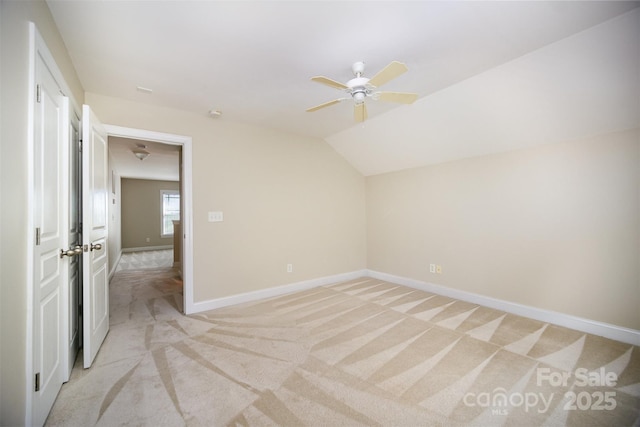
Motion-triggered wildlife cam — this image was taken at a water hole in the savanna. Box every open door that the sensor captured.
[82,105,109,368]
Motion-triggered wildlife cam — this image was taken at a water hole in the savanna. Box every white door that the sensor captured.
[82,105,109,368]
[32,53,66,426]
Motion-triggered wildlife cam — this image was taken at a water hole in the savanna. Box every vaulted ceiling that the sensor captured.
[47,1,640,176]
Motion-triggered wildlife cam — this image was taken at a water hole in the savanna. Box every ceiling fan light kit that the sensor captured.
[307,60,418,122]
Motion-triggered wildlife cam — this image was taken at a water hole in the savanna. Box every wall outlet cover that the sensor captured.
[208,211,223,222]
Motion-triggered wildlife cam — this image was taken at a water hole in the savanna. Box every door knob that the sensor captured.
[90,243,103,251]
[60,245,83,258]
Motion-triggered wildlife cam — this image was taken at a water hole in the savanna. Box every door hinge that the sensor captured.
[35,372,40,392]
[35,227,41,246]
[36,84,41,103]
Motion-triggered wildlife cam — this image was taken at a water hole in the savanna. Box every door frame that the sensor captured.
[104,125,194,314]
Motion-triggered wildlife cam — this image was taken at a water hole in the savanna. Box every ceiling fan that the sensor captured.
[306,61,418,122]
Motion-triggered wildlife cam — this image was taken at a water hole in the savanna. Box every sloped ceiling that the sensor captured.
[328,9,640,175]
[47,1,640,176]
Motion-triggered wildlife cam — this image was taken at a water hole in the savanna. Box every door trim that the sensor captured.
[103,125,194,314]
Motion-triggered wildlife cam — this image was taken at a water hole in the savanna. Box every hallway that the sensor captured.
[115,249,174,272]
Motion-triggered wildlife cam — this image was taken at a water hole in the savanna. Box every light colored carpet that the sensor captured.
[46,273,640,426]
[116,249,174,271]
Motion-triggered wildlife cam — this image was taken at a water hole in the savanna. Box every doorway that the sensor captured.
[108,138,181,273]
[104,125,194,315]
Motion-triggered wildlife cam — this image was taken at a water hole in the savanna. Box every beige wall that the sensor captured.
[0,1,84,424]
[367,128,640,330]
[121,178,179,249]
[86,92,368,302]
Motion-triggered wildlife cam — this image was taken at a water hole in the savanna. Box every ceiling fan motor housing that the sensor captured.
[347,76,371,103]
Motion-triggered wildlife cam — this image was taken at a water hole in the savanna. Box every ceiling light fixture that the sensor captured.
[133,149,150,161]
[209,109,222,118]
[136,86,153,94]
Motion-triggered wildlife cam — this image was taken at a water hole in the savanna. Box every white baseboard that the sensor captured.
[185,268,639,346]
[367,270,640,346]
[122,245,173,253]
[190,270,367,314]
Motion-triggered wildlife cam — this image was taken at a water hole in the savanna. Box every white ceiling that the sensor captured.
[47,1,640,177]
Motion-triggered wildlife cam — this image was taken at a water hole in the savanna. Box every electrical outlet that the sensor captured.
[429,264,436,273]
[287,264,293,273]
[436,265,442,274]
[146,237,150,243]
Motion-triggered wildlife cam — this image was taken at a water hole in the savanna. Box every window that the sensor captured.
[161,190,180,237]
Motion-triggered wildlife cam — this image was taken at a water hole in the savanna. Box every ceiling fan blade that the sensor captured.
[368,61,408,88]
[354,103,367,123]
[311,76,349,90]
[377,91,418,104]
[306,99,343,112]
